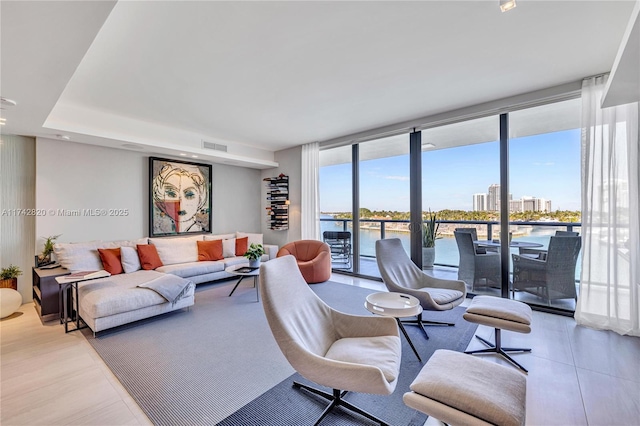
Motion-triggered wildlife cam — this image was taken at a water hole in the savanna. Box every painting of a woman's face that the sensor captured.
[151,159,211,235]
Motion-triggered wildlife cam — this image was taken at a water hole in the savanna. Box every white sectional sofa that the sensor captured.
[54,232,278,333]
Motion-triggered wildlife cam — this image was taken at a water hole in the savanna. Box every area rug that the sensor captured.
[84,280,477,425]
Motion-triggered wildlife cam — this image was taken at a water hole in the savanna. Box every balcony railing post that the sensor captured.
[487,223,493,240]
[381,221,386,240]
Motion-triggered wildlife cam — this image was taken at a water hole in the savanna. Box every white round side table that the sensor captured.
[365,292,424,362]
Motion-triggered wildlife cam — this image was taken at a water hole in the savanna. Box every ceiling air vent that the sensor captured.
[202,140,228,152]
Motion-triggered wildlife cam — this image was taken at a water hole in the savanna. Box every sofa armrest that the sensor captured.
[264,244,278,261]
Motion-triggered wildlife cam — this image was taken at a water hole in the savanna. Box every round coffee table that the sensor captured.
[365,292,423,362]
[225,264,260,302]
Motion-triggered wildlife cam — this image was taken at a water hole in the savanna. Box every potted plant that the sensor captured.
[37,234,60,266]
[422,211,441,269]
[244,243,265,268]
[1,264,23,291]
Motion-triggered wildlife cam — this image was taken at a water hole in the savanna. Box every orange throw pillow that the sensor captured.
[197,240,223,261]
[137,244,163,270]
[235,236,248,256]
[98,248,123,275]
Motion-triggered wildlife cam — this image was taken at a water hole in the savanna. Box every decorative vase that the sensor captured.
[422,247,435,269]
[0,288,22,318]
[249,258,261,268]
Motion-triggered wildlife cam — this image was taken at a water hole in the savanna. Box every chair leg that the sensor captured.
[400,312,455,340]
[465,328,531,373]
[293,382,390,426]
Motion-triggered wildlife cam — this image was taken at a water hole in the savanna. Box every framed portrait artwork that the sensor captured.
[149,157,212,237]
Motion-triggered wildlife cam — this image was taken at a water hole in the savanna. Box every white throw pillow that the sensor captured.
[222,238,237,258]
[236,232,263,247]
[120,246,141,273]
[149,236,201,265]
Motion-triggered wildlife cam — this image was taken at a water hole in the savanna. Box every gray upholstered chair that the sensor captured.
[513,235,582,303]
[454,231,501,291]
[375,238,466,339]
[259,255,402,425]
[518,230,579,260]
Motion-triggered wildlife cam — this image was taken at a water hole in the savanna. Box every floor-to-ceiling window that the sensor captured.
[319,95,582,314]
[508,98,582,311]
[420,116,500,275]
[319,145,353,271]
[357,134,410,276]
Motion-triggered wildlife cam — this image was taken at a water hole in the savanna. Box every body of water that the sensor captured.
[321,219,582,279]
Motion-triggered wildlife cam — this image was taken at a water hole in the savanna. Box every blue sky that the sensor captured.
[320,129,581,212]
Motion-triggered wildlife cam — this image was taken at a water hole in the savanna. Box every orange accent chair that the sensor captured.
[277,240,332,284]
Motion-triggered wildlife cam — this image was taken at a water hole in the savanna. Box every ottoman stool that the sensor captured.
[463,295,533,373]
[404,349,527,426]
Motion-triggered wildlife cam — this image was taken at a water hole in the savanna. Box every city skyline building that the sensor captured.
[474,184,551,213]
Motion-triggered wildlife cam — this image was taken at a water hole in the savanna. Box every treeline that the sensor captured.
[329,209,581,223]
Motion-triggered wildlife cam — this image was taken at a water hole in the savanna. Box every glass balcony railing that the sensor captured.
[320,217,582,312]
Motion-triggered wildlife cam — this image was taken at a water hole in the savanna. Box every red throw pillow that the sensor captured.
[137,244,163,270]
[98,248,123,275]
[235,236,248,256]
[197,240,223,261]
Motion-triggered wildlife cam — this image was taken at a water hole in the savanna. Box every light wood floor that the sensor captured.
[2,274,639,426]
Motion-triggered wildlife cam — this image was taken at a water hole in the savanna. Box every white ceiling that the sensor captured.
[0,1,636,169]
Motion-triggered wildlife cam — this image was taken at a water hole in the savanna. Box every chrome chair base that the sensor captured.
[293,381,390,426]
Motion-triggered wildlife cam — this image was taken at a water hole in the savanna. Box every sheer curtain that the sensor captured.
[301,142,320,240]
[575,75,640,336]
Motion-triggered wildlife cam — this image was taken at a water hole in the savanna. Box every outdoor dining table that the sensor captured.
[474,240,544,249]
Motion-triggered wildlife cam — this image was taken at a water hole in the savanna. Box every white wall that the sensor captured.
[36,138,263,246]
[1,135,36,302]
[261,145,302,248]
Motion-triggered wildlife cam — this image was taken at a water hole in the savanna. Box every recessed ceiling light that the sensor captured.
[0,97,17,108]
[422,143,436,149]
[179,153,187,156]
[191,155,198,158]
[499,0,516,12]
[56,134,71,140]
[0,118,6,126]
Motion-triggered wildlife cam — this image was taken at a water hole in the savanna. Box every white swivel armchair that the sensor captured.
[375,238,466,339]
[260,255,402,426]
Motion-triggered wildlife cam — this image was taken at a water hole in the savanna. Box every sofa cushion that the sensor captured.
[204,233,235,242]
[224,256,250,268]
[137,244,163,270]
[156,261,225,278]
[236,232,263,246]
[54,238,147,271]
[120,246,141,273]
[149,236,201,265]
[197,240,223,261]
[78,270,193,319]
[98,248,123,275]
[54,241,103,271]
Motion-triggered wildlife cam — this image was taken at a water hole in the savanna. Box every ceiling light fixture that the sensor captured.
[499,0,516,12]
[56,134,70,140]
[179,153,187,156]
[0,118,6,126]
[191,155,198,158]
[422,143,436,149]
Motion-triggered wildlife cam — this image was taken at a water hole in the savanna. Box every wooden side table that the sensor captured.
[32,266,69,322]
